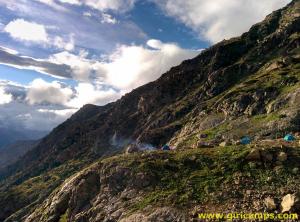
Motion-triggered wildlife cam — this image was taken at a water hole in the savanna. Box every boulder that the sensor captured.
[195,141,214,148]
[219,141,230,147]
[119,207,187,222]
[277,152,287,162]
[125,144,140,154]
[292,167,299,174]
[264,197,277,210]
[246,149,261,161]
[246,190,252,196]
[281,194,299,212]
[266,61,283,72]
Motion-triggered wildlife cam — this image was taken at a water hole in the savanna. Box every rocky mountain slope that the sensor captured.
[24,142,300,222]
[0,0,299,221]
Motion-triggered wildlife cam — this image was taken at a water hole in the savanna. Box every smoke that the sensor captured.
[110,132,132,148]
[110,132,156,151]
[136,142,155,151]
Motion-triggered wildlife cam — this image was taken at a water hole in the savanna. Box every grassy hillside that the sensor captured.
[23,140,300,221]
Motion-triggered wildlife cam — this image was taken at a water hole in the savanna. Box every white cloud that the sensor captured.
[58,0,81,5]
[67,83,121,108]
[95,39,200,90]
[0,100,73,131]
[4,19,49,43]
[0,1,32,13]
[10,36,198,109]
[101,13,118,24]
[37,108,77,116]
[154,0,292,43]
[0,36,201,132]
[36,0,55,5]
[147,39,164,49]
[4,19,75,51]
[83,11,92,17]
[49,50,92,81]
[26,78,73,105]
[25,38,200,107]
[0,79,120,131]
[0,46,18,55]
[1,38,200,114]
[1,38,200,94]
[83,11,118,24]
[0,87,13,104]
[55,0,136,12]
[36,0,136,12]
[53,35,75,51]
[85,0,136,12]
[34,0,68,11]
[0,22,4,30]
[24,78,121,109]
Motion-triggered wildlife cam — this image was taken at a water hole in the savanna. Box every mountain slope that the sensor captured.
[23,144,300,222]
[0,0,299,221]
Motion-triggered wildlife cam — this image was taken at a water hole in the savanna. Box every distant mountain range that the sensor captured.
[0,1,299,221]
[0,127,47,149]
[0,140,39,170]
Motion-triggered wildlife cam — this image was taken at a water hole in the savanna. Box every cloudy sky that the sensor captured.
[0,0,291,133]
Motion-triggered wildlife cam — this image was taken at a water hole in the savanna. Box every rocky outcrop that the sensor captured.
[281,193,300,212]
[23,144,300,222]
[119,208,187,222]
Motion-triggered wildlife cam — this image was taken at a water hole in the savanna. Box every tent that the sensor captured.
[240,136,251,145]
[284,134,295,142]
[162,144,171,151]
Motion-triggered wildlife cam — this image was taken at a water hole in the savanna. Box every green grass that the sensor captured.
[0,157,92,221]
[251,113,280,123]
[59,209,69,222]
[119,146,249,212]
[118,144,299,214]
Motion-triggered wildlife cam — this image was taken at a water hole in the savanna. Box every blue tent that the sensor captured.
[284,134,295,142]
[162,144,170,151]
[241,136,251,145]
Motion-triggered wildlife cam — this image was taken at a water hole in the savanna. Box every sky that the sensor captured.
[0,0,292,133]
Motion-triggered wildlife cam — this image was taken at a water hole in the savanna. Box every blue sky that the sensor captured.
[0,0,291,133]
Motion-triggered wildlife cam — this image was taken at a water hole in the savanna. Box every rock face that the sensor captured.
[264,197,277,210]
[19,146,300,222]
[281,194,299,212]
[119,208,187,222]
[219,141,229,147]
[0,1,299,221]
[23,155,187,222]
